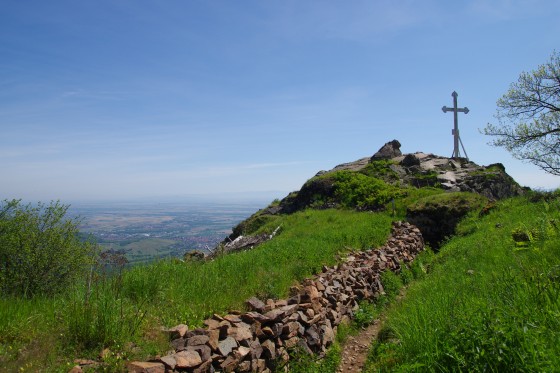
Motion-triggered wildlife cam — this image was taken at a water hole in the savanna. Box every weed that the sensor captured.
[354,301,377,328]
[399,268,414,285]
[288,342,341,373]
[0,208,393,371]
[380,271,402,300]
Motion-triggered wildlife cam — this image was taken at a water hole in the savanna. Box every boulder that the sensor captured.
[220,355,240,373]
[261,339,276,359]
[371,140,402,160]
[400,153,420,167]
[164,324,189,340]
[229,324,253,343]
[192,359,214,373]
[187,345,212,362]
[250,339,263,359]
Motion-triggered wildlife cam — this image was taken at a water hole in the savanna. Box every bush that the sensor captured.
[360,160,399,182]
[0,200,95,297]
[331,171,402,210]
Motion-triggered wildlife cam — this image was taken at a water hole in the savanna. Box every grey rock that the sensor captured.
[218,336,238,356]
[371,140,402,160]
[400,153,420,167]
[187,345,212,362]
[187,335,210,347]
[159,355,177,370]
[245,297,266,313]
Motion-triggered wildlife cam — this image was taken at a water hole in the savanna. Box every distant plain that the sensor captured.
[68,200,264,264]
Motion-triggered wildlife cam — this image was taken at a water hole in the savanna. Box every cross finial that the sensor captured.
[442,91,469,160]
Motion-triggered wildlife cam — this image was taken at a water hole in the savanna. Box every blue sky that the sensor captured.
[1,0,560,202]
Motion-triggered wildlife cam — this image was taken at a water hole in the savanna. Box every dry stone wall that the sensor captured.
[127,221,424,373]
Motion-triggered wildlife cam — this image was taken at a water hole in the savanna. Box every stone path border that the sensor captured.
[71,221,424,373]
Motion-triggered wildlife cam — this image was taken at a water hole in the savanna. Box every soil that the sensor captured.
[336,316,385,373]
[337,288,407,373]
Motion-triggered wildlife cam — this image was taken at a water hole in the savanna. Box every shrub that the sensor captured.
[360,160,399,182]
[0,200,95,297]
[331,171,402,210]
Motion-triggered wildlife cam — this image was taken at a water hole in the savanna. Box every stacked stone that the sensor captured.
[126,221,423,373]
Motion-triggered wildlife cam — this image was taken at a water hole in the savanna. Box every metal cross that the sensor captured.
[442,91,469,160]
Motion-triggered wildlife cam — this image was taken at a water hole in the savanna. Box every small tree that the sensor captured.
[483,51,560,175]
[0,199,95,297]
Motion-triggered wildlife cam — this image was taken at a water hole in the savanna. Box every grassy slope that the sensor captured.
[0,209,394,371]
[3,179,558,372]
[365,195,560,371]
[122,209,394,326]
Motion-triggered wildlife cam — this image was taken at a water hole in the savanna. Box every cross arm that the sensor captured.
[442,106,470,114]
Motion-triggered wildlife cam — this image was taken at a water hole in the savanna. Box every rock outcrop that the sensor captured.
[317,141,524,201]
[218,141,523,254]
[389,153,524,200]
[212,226,281,257]
[406,192,488,248]
[371,140,402,161]
[290,143,521,215]
[127,222,424,373]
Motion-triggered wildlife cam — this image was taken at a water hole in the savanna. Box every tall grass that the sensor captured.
[0,296,62,372]
[0,208,393,371]
[365,195,560,371]
[123,209,394,327]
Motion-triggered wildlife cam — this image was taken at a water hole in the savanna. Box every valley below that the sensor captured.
[69,200,265,264]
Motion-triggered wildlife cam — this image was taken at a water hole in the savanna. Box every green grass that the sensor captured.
[364,195,560,371]
[383,186,444,218]
[0,296,63,372]
[287,248,436,373]
[5,189,556,372]
[406,191,487,212]
[0,209,394,371]
[129,209,394,326]
[100,238,179,264]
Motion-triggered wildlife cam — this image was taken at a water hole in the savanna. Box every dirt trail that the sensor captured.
[338,288,406,373]
[336,316,385,373]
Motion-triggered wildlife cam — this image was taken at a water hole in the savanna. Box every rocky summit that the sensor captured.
[217,140,524,254]
[273,140,523,217]
[326,140,524,201]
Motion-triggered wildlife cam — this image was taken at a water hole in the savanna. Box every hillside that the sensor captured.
[364,191,560,371]
[3,141,555,373]
[220,140,523,253]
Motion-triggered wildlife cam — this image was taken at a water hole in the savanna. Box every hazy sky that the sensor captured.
[2,0,560,202]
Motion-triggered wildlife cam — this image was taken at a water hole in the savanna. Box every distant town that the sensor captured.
[68,200,263,264]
